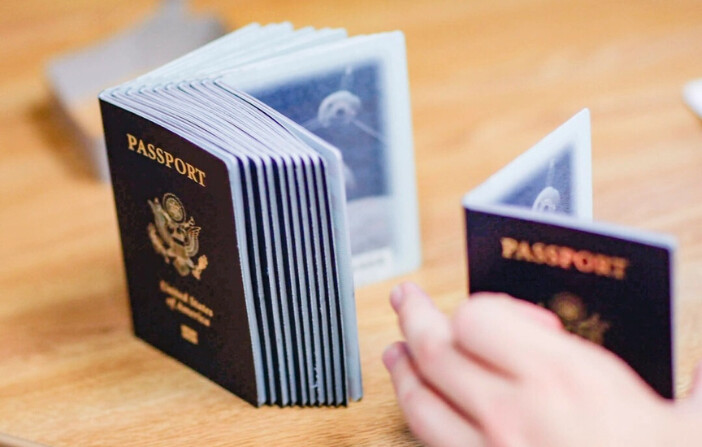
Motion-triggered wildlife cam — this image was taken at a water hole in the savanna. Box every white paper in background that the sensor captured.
[218,31,421,286]
[683,79,702,120]
[46,0,224,180]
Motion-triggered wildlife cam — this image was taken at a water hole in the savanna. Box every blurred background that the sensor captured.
[1,1,702,445]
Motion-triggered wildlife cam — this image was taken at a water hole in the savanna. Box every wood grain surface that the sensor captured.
[2,0,702,445]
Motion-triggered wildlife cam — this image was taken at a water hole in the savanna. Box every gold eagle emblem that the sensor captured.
[544,292,611,345]
[147,193,208,279]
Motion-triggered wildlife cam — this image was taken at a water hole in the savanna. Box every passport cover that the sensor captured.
[100,100,260,405]
[465,209,674,398]
[463,109,675,398]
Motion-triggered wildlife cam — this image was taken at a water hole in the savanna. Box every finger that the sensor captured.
[384,342,483,447]
[484,293,563,330]
[392,282,452,346]
[453,294,577,379]
[392,282,507,420]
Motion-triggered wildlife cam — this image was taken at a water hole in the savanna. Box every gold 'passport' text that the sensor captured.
[126,133,206,187]
[500,237,630,280]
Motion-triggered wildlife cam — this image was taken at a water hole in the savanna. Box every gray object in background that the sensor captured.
[46,0,224,180]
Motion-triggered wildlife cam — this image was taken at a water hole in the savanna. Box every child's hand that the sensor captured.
[383,282,702,447]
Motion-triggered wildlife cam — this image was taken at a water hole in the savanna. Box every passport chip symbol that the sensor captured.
[180,324,199,345]
[147,193,208,279]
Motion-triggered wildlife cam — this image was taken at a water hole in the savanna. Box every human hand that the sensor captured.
[383,282,702,447]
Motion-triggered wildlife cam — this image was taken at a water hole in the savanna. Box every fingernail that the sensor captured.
[390,284,404,312]
[382,343,402,370]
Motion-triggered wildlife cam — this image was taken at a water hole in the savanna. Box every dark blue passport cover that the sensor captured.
[100,100,260,405]
[465,208,674,398]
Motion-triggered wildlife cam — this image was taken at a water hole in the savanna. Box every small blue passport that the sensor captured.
[463,110,675,398]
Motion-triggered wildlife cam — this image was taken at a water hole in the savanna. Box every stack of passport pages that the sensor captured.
[99,23,420,407]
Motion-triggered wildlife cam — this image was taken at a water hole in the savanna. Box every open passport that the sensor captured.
[99,23,420,407]
[463,109,675,398]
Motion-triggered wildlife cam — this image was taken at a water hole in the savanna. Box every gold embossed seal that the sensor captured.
[547,292,611,345]
[147,193,208,279]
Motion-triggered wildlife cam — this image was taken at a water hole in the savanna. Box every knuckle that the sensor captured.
[454,299,480,332]
[454,297,496,342]
[398,381,422,411]
[413,333,445,365]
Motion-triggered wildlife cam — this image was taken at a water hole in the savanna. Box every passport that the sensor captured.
[101,101,260,404]
[98,23,420,407]
[463,110,675,398]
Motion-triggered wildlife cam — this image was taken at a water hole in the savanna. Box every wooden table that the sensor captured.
[2,0,702,445]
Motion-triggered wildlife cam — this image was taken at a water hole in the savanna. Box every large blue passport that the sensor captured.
[98,23,422,407]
